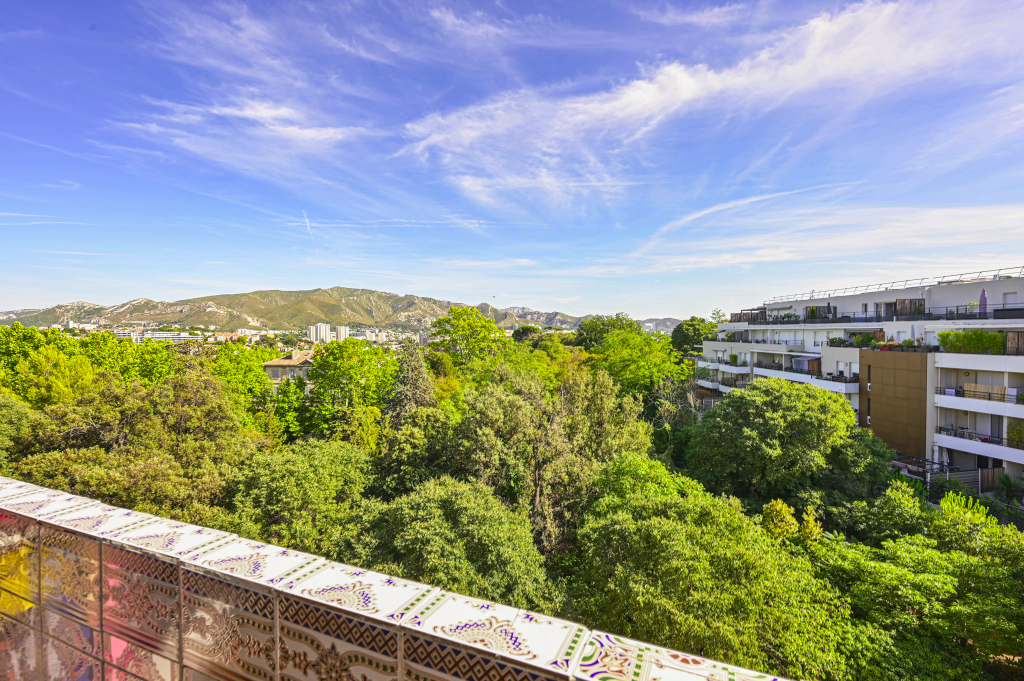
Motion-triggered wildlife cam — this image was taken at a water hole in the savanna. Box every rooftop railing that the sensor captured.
[763,265,1024,304]
[0,477,791,681]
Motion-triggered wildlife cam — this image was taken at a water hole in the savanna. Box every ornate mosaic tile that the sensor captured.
[574,632,791,681]
[0,490,89,520]
[40,528,101,628]
[117,518,235,560]
[47,504,157,541]
[102,545,179,656]
[187,537,326,586]
[104,666,148,681]
[42,610,100,658]
[0,481,42,502]
[0,611,40,681]
[403,592,522,655]
[104,632,179,681]
[403,632,547,681]
[182,667,218,681]
[284,562,436,625]
[278,594,399,681]
[0,512,40,604]
[41,633,102,681]
[508,612,588,677]
[181,568,276,681]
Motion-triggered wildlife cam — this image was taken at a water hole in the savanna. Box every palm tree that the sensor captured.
[994,473,1022,506]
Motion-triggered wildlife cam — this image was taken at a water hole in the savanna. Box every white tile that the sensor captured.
[116,517,234,558]
[511,611,589,675]
[185,537,325,585]
[284,562,436,625]
[404,592,527,658]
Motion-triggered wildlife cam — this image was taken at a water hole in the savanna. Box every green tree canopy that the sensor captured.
[383,341,436,426]
[670,316,718,354]
[430,306,507,366]
[569,456,860,681]
[13,345,98,409]
[353,476,556,611]
[231,439,370,559]
[684,377,890,514]
[511,325,541,343]
[0,394,33,473]
[305,338,398,434]
[590,329,687,398]
[574,313,642,350]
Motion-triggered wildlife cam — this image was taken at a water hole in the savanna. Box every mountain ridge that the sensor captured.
[1,287,681,333]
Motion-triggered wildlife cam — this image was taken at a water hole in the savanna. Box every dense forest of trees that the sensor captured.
[0,311,1022,680]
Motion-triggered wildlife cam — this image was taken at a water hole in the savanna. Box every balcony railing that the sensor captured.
[936,425,1024,450]
[936,387,1024,404]
[0,476,789,681]
[753,364,860,383]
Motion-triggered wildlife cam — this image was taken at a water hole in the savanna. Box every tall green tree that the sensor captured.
[13,345,98,408]
[590,329,687,398]
[384,341,436,426]
[305,338,398,434]
[353,476,557,611]
[569,454,862,681]
[670,316,717,354]
[574,313,642,350]
[232,440,370,559]
[430,307,507,366]
[685,377,889,516]
[0,394,33,473]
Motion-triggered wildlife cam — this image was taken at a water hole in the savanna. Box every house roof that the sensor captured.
[263,350,315,367]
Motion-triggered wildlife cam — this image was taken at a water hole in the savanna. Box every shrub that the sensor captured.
[937,329,1004,353]
[729,353,739,364]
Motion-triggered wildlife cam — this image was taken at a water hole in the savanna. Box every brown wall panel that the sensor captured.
[859,350,929,459]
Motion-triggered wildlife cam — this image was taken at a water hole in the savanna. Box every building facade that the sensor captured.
[700,266,1024,486]
[263,349,315,393]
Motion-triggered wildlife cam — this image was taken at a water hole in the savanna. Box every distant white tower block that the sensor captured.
[335,325,349,341]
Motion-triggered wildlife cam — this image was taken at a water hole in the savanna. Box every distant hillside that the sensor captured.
[0,287,623,332]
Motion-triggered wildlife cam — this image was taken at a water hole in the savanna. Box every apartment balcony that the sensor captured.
[717,362,750,374]
[934,387,1024,419]
[752,366,860,393]
[935,350,1024,373]
[935,426,1024,466]
[719,377,749,393]
[696,378,720,390]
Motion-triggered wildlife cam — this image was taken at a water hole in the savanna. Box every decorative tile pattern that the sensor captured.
[104,632,179,681]
[117,519,235,560]
[574,632,788,681]
[0,512,40,604]
[188,538,325,587]
[509,612,588,676]
[102,545,179,656]
[181,568,276,680]
[41,633,102,681]
[285,563,436,625]
[0,612,40,681]
[42,610,100,658]
[0,476,793,681]
[40,528,101,628]
[278,595,398,681]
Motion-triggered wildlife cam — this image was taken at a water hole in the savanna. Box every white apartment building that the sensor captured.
[700,266,1024,489]
[335,326,349,341]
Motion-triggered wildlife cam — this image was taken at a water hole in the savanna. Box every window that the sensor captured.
[289,369,297,378]
[272,369,279,379]
[861,303,868,313]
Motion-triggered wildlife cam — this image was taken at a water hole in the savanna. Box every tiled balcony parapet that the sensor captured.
[0,476,791,681]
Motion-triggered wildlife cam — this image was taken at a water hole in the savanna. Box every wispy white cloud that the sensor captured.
[635,3,747,27]
[406,0,1024,205]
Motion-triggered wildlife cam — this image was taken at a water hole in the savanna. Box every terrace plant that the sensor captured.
[936,329,1005,353]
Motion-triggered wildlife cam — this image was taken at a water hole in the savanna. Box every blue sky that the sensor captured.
[2,0,1024,319]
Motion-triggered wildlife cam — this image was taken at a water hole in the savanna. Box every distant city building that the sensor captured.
[307,322,334,344]
[375,331,386,343]
[114,330,204,344]
[335,325,349,341]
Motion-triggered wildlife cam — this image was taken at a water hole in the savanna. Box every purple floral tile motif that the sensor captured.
[574,631,792,681]
[0,479,42,501]
[0,490,96,521]
[187,537,326,587]
[115,519,235,560]
[0,511,40,604]
[47,504,157,541]
[285,562,437,626]
[401,593,565,681]
[508,612,588,678]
